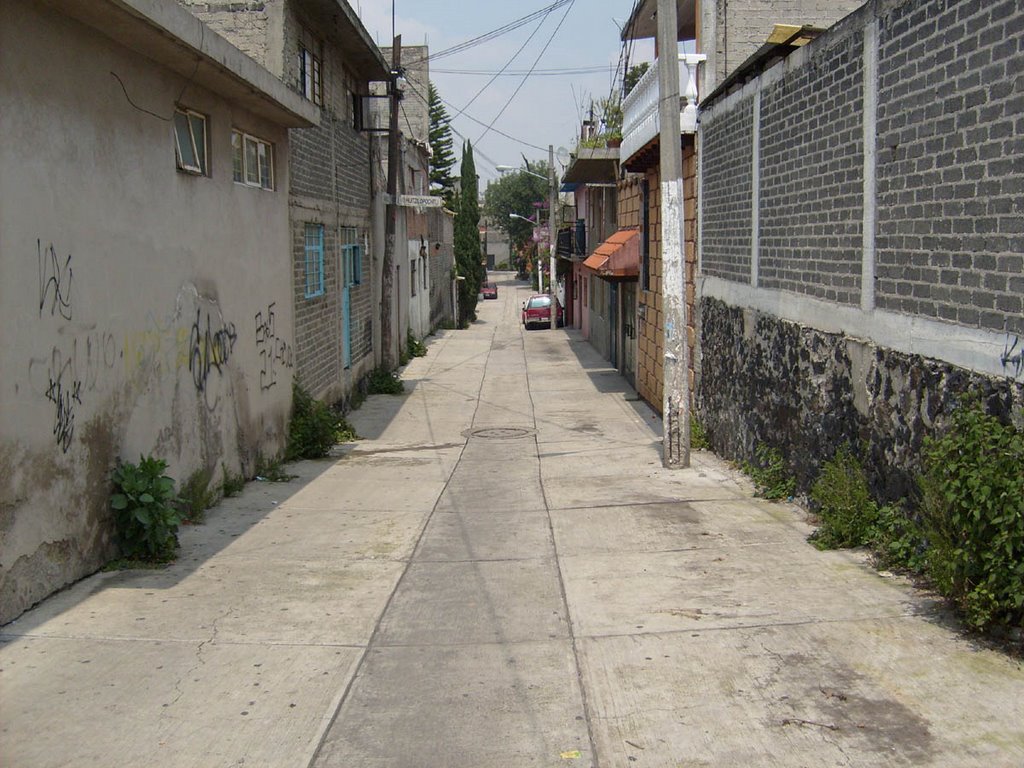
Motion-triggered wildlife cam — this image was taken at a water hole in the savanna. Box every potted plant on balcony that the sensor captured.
[597,96,623,148]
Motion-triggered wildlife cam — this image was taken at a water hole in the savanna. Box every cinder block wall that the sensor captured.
[698,0,1024,498]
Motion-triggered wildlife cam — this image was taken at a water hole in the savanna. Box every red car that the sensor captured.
[521,294,563,329]
[482,282,498,299]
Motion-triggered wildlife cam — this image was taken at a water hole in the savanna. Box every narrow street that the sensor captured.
[2,274,1023,767]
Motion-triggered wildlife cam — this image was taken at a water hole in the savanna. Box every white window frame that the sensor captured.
[231,130,274,190]
[173,108,208,175]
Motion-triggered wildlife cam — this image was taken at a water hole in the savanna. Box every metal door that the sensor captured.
[342,246,353,369]
[622,283,636,387]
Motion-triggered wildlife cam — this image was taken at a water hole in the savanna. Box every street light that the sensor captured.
[497,146,558,330]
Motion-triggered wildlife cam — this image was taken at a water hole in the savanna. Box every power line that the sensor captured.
[475,0,577,146]
[433,65,615,77]
[410,0,573,64]
[447,3,554,121]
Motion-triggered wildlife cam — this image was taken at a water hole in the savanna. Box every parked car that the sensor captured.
[521,294,563,329]
[482,282,498,299]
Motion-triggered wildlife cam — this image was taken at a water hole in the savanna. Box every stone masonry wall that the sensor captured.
[699,298,1024,501]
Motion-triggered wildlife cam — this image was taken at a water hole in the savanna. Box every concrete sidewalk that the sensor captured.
[2,274,1023,767]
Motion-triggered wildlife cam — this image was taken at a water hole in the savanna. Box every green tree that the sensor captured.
[623,62,650,95]
[428,83,457,209]
[482,161,550,253]
[454,141,482,326]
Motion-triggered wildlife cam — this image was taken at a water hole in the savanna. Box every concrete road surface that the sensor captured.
[2,273,1023,767]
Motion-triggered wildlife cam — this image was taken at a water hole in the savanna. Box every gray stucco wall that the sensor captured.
[697,0,1024,494]
[0,2,295,623]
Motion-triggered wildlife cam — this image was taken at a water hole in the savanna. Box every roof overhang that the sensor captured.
[563,146,619,185]
[302,0,390,81]
[702,24,825,106]
[621,0,697,41]
[582,228,640,279]
[51,0,319,128]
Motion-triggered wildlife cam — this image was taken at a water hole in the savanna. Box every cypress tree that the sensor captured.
[428,83,457,209]
[454,141,482,327]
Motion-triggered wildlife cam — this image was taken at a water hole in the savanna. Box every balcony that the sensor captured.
[621,52,706,167]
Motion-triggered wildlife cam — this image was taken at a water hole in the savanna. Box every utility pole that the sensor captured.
[548,143,557,329]
[658,0,690,468]
[381,35,401,368]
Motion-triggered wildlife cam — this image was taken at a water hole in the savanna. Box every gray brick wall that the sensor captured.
[701,95,754,283]
[876,0,1024,335]
[179,1,272,69]
[760,33,864,305]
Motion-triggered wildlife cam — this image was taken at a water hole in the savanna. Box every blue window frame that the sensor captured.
[341,227,363,286]
[304,223,325,298]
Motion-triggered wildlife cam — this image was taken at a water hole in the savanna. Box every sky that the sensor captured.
[353,0,654,182]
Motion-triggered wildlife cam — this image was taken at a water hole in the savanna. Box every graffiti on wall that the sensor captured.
[38,240,73,321]
[254,302,294,390]
[188,305,237,397]
[1001,334,1023,380]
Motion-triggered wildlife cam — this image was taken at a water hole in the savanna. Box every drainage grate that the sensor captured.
[464,427,535,440]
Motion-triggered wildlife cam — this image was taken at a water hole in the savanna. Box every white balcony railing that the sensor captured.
[621,52,706,164]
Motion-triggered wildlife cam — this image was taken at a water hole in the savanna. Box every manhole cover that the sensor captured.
[464,427,535,440]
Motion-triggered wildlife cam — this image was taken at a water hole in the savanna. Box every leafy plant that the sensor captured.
[809,445,879,549]
[691,417,709,450]
[222,462,246,498]
[366,367,405,395]
[286,382,346,460]
[918,401,1024,631]
[110,456,183,562]
[177,466,216,524]
[407,331,427,359]
[871,502,927,573]
[742,444,795,500]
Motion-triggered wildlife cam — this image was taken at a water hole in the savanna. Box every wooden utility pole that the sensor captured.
[658,0,690,468]
[381,36,401,368]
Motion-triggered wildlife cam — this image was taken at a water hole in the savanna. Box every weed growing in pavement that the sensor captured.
[742,444,795,500]
[918,400,1024,632]
[407,330,428,359]
[366,367,405,395]
[222,462,246,498]
[254,455,297,482]
[110,456,183,562]
[177,466,217,524]
[691,417,710,450]
[809,445,878,549]
[287,382,351,460]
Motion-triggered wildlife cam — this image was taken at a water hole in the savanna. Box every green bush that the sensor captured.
[407,331,427,359]
[919,401,1024,631]
[287,383,345,460]
[871,502,927,573]
[366,367,405,395]
[809,445,879,549]
[222,462,246,498]
[111,456,183,562]
[691,417,709,450]
[743,444,795,500]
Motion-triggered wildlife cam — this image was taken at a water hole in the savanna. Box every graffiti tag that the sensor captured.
[255,302,294,390]
[188,307,237,394]
[1001,334,1023,380]
[38,240,73,320]
[42,349,83,453]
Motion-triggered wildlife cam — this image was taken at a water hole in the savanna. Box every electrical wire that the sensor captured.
[433,65,616,77]
[404,0,573,65]
[475,0,576,146]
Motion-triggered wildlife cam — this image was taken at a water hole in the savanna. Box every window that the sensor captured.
[304,223,325,298]
[422,256,428,289]
[341,227,363,286]
[410,259,417,297]
[232,130,274,190]
[173,108,207,175]
[298,41,322,105]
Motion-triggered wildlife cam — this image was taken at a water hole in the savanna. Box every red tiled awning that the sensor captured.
[582,228,640,278]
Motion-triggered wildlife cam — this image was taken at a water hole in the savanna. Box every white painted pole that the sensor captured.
[658,0,690,468]
[549,144,557,329]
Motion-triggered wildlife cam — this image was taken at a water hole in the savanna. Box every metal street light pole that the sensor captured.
[509,212,541,291]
